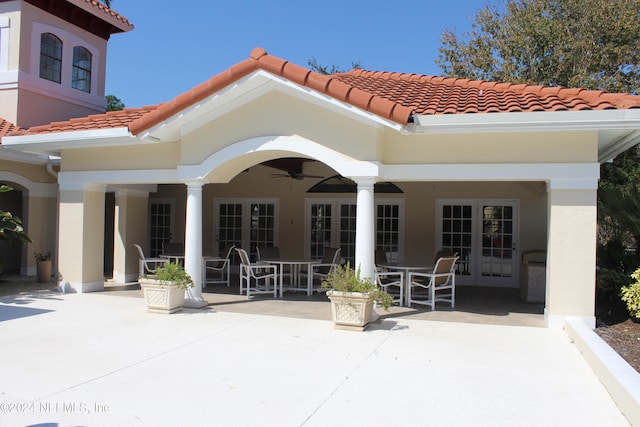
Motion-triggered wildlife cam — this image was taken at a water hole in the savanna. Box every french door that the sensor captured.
[149,199,175,257]
[305,199,403,264]
[437,199,519,287]
[214,199,278,261]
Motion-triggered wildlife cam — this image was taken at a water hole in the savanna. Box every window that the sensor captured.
[72,46,91,92]
[214,199,278,261]
[306,199,404,264]
[40,33,62,83]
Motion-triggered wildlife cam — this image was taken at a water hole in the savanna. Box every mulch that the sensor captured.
[595,319,640,373]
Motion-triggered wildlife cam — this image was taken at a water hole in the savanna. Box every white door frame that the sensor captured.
[436,199,520,287]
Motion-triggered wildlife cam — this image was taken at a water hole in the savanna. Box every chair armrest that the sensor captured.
[146,257,170,263]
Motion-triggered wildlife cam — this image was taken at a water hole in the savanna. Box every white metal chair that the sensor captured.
[375,270,404,306]
[256,246,281,261]
[202,244,235,287]
[236,248,278,298]
[407,256,459,309]
[300,247,341,290]
[374,248,404,305]
[134,244,169,278]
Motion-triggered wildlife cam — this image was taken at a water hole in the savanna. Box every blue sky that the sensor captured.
[105,0,486,108]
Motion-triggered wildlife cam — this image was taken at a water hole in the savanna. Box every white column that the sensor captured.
[184,180,207,308]
[545,178,598,328]
[354,178,376,281]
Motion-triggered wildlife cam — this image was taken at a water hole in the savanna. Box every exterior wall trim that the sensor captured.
[380,163,599,183]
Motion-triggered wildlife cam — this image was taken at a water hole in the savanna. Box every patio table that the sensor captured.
[263,259,320,297]
[160,254,185,265]
[378,263,433,306]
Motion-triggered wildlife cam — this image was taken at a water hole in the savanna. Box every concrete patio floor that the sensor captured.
[0,281,633,426]
[105,279,547,328]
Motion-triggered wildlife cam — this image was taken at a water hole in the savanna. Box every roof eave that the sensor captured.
[412,109,640,164]
[1,127,139,156]
[411,109,640,133]
[66,0,133,33]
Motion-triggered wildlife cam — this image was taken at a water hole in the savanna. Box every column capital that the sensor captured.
[351,177,377,187]
[184,179,206,189]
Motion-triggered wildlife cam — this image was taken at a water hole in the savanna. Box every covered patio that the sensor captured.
[103,276,545,328]
[4,47,638,329]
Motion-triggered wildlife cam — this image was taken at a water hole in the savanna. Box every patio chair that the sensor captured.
[202,244,235,287]
[300,247,341,290]
[134,244,169,278]
[407,256,459,310]
[256,246,281,261]
[434,250,458,264]
[162,242,184,256]
[236,248,278,298]
[374,270,404,306]
[375,248,389,270]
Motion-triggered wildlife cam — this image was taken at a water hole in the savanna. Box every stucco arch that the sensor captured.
[177,135,380,183]
[0,171,57,197]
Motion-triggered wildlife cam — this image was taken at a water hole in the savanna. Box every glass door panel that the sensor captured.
[249,203,276,260]
[309,203,332,259]
[339,203,357,265]
[149,200,174,257]
[438,200,518,287]
[481,203,516,281]
[440,203,473,277]
[217,203,242,260]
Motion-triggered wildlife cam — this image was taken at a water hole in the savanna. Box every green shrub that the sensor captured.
[596,267,633,293]
[621,268,640,319]
[154,262,194,289]
[320,263,393,310]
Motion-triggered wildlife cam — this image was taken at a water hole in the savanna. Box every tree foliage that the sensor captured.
[0,185,31,245]
[106,95,124,112]
[437,0,640,93]
[307,58,362,75]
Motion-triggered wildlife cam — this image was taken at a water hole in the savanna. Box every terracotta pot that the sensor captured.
[36,260,51,283]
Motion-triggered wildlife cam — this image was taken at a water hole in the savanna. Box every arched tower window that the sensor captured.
[39,33,62,83]
[72,46,92,92]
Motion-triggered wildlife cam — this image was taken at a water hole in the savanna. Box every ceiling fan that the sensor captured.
[263,158,324,180]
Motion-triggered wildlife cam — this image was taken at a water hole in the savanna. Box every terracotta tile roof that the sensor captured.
[334,70,640,116]
[82,0,133,30]
[7,106,158,136]
[10,48,640,137]
[0,118,23,141]
[127,47,414,134]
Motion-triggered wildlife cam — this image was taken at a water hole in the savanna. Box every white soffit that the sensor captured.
[411,109,640,133]
[413,109,640,163]
[140,70,401,141]
[1,128,139,156]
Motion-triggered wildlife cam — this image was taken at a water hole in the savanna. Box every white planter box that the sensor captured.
[140,278,185,314]
[327,290,375,331]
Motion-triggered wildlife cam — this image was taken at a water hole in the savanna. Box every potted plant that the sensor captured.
[139,262,193,314]
[34,252,52,283]
[320,263,393,331]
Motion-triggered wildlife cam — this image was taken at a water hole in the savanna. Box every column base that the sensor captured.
[545,308,595,329]
[183,297,209,309]
[59,280,105,294]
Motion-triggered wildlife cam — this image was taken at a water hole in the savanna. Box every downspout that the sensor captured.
[46,160,58,178]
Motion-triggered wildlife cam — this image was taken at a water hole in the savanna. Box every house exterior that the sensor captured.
[0,0,131,276]
[1,2,640,329]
